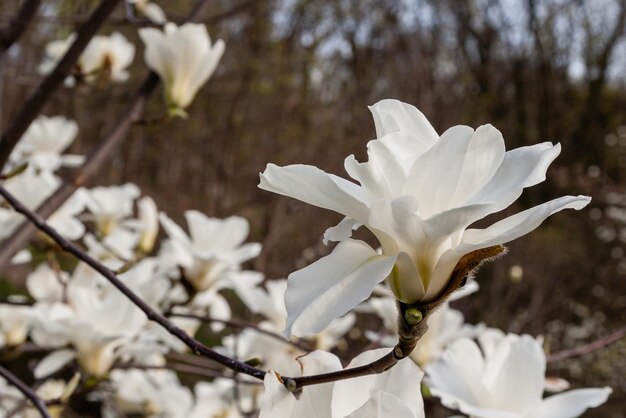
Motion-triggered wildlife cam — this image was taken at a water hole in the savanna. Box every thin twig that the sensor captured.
[0,364,51,418]
[0,0,122,169]
[547,326,626,363]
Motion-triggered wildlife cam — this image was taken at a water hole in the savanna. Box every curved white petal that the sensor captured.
[482,335,545,411]
[426,338,491,409]
[405,124,505,217]
[346,391,419,418]
[460,195,591,252]
[368,99,438,145]
[284,239,397,337]
[260,164,373,222]
[323,217,361,244]
[467,142,561,212]
[34,349,76,379]
[259,371,296,418]
[185,211,249,250]
[528,387,612,418]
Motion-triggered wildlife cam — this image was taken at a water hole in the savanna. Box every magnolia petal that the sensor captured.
[259,371,296,418]
[296,351,343,417]
[368,99,438,145]
[460,195,591,252]
[34,349,76,379]
[260,164,372,222]
[346,391,419,418]
[344,132,430,198]
[323,217,361,244]
[482,335,545,411]
[466,142,561,212]
[528,387,612,418]
[159,213,193,249]
[405,124,505,217]
[426,338,491,409]
[284,239,397,337]
[332,348,423,418]
[185,211,249,250]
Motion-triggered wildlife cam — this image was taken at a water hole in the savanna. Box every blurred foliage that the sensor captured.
[1,0,626,416]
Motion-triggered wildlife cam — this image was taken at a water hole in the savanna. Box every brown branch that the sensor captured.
[0,0,42,52]
[0,364,50,418]
[547,325,626,363]
[0,0,123,170]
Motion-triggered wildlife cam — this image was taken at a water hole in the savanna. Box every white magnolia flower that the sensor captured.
[30,262,153,377]
[426,334,612,418]
[139,23,225,111]
[39,32,135,83]
[259,99,590,337]
[259,349,424,418]
[159,211,262,294]
[10,115,83,172]
[0,304,31,347]
[80,183,140,236]
[109,369,193,418]
[79,32,135,82]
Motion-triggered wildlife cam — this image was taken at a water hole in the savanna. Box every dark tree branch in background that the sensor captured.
[0,364,51,418]
[0,0,122,169]
[0,0,42,52]
[548,326,626,363]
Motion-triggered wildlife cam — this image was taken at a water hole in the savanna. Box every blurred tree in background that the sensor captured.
[1,0,625,415]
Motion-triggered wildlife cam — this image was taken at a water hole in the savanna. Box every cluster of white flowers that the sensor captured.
[38,6,223,114]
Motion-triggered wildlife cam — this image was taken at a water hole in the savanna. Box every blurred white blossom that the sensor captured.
[10,115,82,172]
[139,23,225,112]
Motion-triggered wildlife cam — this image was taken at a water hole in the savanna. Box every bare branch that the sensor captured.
[0,0,42,52]
[547,325,626,363]
[0,364,51,418]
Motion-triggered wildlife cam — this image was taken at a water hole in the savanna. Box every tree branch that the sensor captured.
[0,0,122,169]
[0,364,50,418]
[547,325,626,363]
